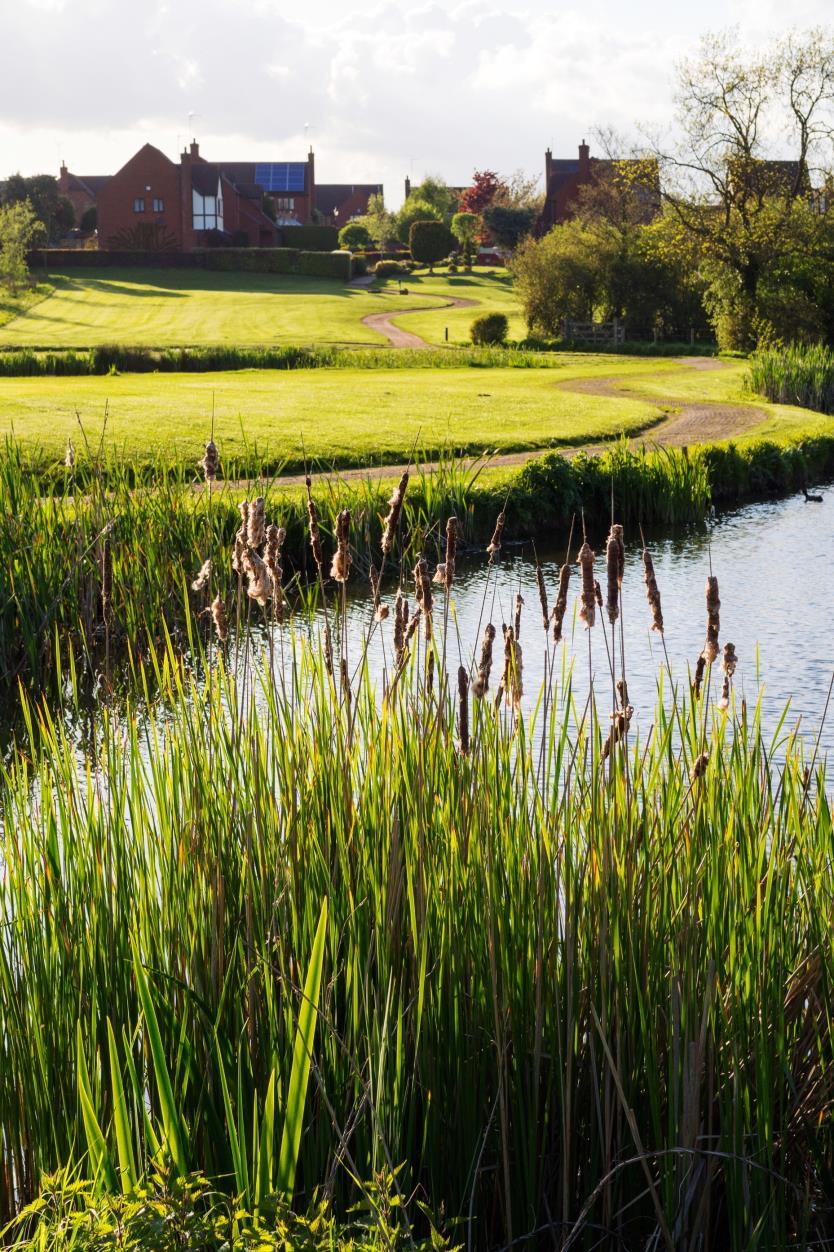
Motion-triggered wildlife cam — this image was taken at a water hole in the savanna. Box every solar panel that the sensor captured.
[255,163,306,193]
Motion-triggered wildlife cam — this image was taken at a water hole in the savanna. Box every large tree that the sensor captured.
[0,200,45,292]
[2,173,73,243]
[648,28,834,348]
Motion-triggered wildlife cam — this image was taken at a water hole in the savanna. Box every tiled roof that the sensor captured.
[314,183,383,215]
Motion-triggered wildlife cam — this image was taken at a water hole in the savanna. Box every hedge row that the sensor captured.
[28,247,352,279]
[280,225,339,250]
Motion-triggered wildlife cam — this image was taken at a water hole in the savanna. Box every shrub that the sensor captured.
[408,220,456,273]
[374,259,408,277]
[279,225,339,251]
[470,312,509,345]
[338,222,372,251]
[297,249,352,280]
[352,254,369,277]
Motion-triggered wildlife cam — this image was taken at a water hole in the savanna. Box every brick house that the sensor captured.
[539,140,660,230]
[57,164,111,224]
[94,141,317,250]
[315,183,383,227]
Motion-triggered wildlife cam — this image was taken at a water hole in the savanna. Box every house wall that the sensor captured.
[58,166,96,223]
[97,146,184,249]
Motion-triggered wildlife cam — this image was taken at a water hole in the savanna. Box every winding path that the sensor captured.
[361,297,478,348]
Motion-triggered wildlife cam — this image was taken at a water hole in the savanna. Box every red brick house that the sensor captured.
[94,141,316,250]
[57,164,111,224]
[539,140,660,230]
[315,183,383,227]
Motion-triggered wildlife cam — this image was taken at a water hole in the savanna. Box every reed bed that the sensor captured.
[748,342,834,415]
[1,460,834,1250]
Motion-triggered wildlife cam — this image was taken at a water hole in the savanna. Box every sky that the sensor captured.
[1,0,832,207]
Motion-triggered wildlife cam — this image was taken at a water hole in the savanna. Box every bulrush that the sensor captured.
[211,593,229,643]
[306,478,323,571]
[535,563,549,631]
[247,497,266,550]
[473,623,496,698]
[381,470,409,556]
[514,593,524,640]
[444,516,457,588]
[191,559,212,592]
[330,509,352,583]
[243,547,272,607]
[65,437,75,470]
[692,653,706,697]
[642,545,664,633]
[101,538,113,629]
[578,542,596,629]
[393,592,407,662]
[487,510,505,557]
[264,524,285,616]
[232,501,249,574]
[370,564,389,622]
[551,563,571,643]
[414,556,433,638]
[702,576,720,663]
[719,641,738,710]
[201,439,219,482]
[690,750,710,782]
[606,524,624,624]
[602,703,633,761]
[458,665,470,756]
[499,623,523,709]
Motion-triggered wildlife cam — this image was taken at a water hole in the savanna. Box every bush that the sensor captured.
[352,254,369,277]
[408,220,456,272]
[470,312,509,345]
[338,222,373,251]
[297,250,352,280]
[374,259,408,277]
[279,225,339,251]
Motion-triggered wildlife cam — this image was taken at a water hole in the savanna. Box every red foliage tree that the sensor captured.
[458,170,503,215]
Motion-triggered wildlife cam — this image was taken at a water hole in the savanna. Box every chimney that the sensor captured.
[578,139,590,172]
[545,148,552,185]
[404,174,412,200]
[190,139,200,158]
[307,147,316,221]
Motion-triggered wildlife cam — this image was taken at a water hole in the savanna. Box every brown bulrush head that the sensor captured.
[514,593,524,640]
[602,703,634,761]
[594,580,603,609]
[393,592,407,662]
[101,538,113,629]
[191,558,212,592]
[617,677,629,709]
[487,510,505,557]
[264,524,285,616]
[330,508,352,583]
[305,478,323,570]
[551,563,571,643]
[65,437,75,470]
[535,563,549,631]
[323,618,334,676]
[501,623,523,709]
[578,542,596,630]
[473,622,496,698]
[718,674,731,711]
[692,654,706,698]
[444,516,457,589]
[690,751,710,783]
[427,646,435,691]
[247,496,266,550]
[642,546,664,633]
[243,547,272,607]
[232,501,250,574]
[404,609,421,647]
[702,575,720,664]
[432,563,448,585]
[201,439,219,482]
[606,524,624,624]
[211,594,229,643]
[458,665,470,756]
[722,641,737,678]
[381,470,409,556]
[414,556,433,637]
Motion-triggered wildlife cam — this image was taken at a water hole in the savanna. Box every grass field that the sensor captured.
[0,268,520,349]
[0,356,772,474]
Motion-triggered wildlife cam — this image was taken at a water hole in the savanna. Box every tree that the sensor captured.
[512,223,619,336]
[482,205,537,251]
[648,28,834,348]
[80,206,98,234]
[338,222,372,251]
[359,193,397,248]
[407,176,458,221]
[451,211,480,269]
[409,220,456,273]
[396,197,441,246]
[2,173,73,242]
[459,170,502,215]
[0,200,45,292]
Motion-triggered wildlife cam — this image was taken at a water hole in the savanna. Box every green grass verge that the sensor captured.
[0,282,54,330]
[0,268,522,349]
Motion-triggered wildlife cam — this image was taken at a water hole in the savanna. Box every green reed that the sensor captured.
[748,342,834,414]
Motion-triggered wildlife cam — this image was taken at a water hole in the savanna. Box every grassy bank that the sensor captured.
[1,553,832,1247]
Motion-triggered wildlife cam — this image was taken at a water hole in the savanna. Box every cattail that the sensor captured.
[722,641,737,678]
[381,470,409,556]
[473,623,496,698]
[617,677,629,709]
[191,558,212,592]
[690,751,710,783]
[551,563,571,643]
[594,580,603,609]
[323,619,334,676]
[211,593,229,643]
[432,563,447,585]
[414,556,433,638]
[487,510,505,557]
[718,674,731,710]
[534,563,549,631]
[340,656,351,706]
[330,508,351,583]
[514,593,524,640]
[100,538,113,629]
[427,646,435,691]
[458,665,470,756]
[578,542,595,629]
[370,564,389,622]
[642,546,663,633]
[232,501,249,573]
[692,654,706,698]
[247,496,266,550]
[393,591,407,662]
[65,437,75,470]
[606,524,624,624]
[499,623,523,709]
[201,439,219,482]
[264,524,285,617]
[306,478,323,570]
[243,547,272,606]
[444,516,457,588]
[404,609,421,646]
[602,703,633,760]
[702,576,720,663]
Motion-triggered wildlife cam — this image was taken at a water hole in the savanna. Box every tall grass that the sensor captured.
[748,342,834,414]
[1,474,834,1247]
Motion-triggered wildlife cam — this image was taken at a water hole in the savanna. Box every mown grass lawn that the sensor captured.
[0,268,521,349]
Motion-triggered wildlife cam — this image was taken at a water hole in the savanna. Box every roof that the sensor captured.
[315,183,383,216]
[68,173,111,195]
[191,164,222,196]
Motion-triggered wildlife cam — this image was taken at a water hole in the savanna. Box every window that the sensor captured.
[192,187,224,232]
[277,197,295,211]
[133,198,145,213]
[153,198,165,213]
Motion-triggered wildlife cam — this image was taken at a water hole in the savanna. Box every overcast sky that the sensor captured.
[1,0,831,206]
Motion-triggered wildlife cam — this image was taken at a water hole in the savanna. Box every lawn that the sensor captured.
[0,268,522,349]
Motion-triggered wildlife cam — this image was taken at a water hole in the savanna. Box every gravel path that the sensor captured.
[361,297,478,348]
